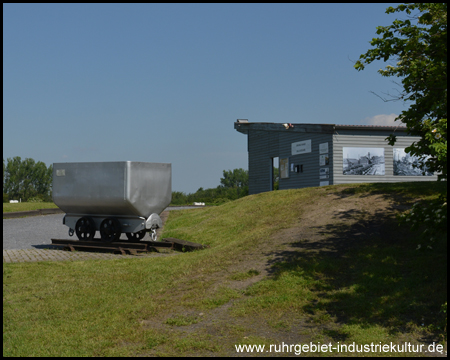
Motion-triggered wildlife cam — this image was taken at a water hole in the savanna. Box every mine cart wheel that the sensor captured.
[126,230,146,241]
[75,217,96,240]
[100,217,121,242]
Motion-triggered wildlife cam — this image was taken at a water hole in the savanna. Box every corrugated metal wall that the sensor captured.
[332,133,438,184]
[278,131,333,191]
[247,130,334,194]
[248,131,272,194]
[244,124,439,195]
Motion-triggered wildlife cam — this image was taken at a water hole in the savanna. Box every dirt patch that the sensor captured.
[141,191,433,356]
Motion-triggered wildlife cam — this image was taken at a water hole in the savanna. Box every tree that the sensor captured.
[354,3,447,181]
[219,168,249,197]
[4,157,22,200]
[3,157,53,201]
[32,161,53,198]
[355,3,447,252]
[355,9,447,325]
[220,168,249,189]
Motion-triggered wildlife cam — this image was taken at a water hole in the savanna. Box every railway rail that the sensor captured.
[51,237,208,255]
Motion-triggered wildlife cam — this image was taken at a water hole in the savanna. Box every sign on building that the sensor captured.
[292,140,311,155]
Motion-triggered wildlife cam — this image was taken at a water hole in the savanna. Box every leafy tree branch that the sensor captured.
[355,3,447,180]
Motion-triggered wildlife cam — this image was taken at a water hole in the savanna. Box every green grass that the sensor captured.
[3,182,447,356]
[3,201,59,213]
[230,269,260,281]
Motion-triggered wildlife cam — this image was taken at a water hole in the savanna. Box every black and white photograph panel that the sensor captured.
[393,148,433,176]
[343,147,385,176]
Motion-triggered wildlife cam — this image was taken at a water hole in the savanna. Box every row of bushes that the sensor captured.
[171,169,249,205]
[3,187,248,205]
[3,192,51,203]
[171,185,248,206]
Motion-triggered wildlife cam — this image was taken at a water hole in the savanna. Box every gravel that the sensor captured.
[3,206,204,250]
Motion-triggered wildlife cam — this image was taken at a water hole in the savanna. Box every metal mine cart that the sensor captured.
[52,161,172,242]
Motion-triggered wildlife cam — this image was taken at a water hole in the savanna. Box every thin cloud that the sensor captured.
[361,113,401,126]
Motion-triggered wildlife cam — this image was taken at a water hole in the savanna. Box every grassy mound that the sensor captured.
[3,182,447,356]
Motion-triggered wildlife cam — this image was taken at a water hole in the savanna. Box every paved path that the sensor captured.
[3,248,173,263]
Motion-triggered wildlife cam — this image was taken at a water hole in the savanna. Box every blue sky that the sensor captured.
[3,3,408,193]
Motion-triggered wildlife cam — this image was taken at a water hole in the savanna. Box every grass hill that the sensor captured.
[3,182,447,356]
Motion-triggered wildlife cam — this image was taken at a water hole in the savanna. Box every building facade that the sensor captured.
[235,121,438,195]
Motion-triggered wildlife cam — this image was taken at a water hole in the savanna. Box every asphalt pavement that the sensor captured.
[3,214,68,251]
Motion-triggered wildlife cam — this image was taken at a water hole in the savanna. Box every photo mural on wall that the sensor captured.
[343,147,385,175]
[393,148,433,176]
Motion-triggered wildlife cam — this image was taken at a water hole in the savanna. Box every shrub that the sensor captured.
[27,196,44,203]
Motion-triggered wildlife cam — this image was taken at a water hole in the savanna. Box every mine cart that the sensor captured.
[52,161,171,241]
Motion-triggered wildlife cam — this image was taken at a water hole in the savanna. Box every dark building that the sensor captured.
[234,120,437,195]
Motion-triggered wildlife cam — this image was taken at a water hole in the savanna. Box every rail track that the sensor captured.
[51,237,208,255]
